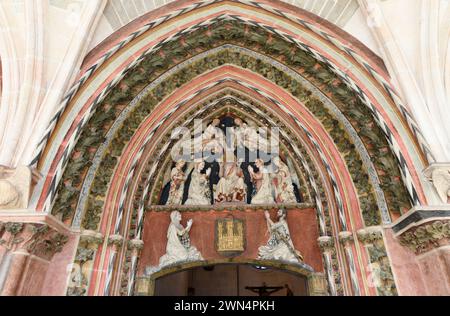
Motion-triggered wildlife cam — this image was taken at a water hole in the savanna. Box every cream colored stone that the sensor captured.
[0,166,31,209]
[424,164,450,203]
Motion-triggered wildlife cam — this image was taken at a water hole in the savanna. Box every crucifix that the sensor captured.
[245,283,285,296]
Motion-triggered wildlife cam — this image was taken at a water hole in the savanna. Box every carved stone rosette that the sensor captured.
[66,230,104,296]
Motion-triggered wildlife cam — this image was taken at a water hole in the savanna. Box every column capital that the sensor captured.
[357,226,383,245]
[317,236,334,253]
[107,234,124,249]
[0,221,68,259]
[80,230,104,247]
[338,231,354,247]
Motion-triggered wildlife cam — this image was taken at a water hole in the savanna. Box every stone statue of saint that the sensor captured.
[185,161,211,205]
[157,211,203,268]
[258,209,303,262]
[272,157,297,204]
[215,157,247,203]
[166,160,186,205]
[248,159,275,204]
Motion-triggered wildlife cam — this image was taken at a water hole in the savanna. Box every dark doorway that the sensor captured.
[154,264,308,296]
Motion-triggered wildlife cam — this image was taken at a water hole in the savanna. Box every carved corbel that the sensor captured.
[424,163,450,204]
[0,165,34,209]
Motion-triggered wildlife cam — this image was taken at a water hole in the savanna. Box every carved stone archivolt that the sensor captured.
[0,221,68,259]
[399,220,450,255]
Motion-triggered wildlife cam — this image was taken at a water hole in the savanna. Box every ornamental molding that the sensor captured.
[317,236,334,252]
[357,226,384,245]
[0,221,68,259]
[398,220,450,255]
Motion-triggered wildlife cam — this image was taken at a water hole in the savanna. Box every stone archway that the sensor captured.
[135,259,327,297]
[28,0,433,297]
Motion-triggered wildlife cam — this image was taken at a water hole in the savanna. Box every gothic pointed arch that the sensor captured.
[29,0,434,297]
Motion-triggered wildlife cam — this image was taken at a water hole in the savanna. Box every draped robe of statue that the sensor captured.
[273,158,297,203]
[258,210,303,263]
[185,163,211,205]
[215,161,247,203]
[166,164,186,205]
[158,211,203,268]
[249,163,275,204]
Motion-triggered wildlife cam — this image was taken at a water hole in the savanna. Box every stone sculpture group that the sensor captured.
[146,209,303,275]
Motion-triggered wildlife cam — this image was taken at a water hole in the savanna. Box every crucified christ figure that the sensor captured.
[245,283,284,296]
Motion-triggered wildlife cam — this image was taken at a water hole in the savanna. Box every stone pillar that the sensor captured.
[126,239,144,296]
[307,273,328,296]
[67,230,104,296]
[317,236,336,296]
[135,276,153,296]
[357,226,397,296]
[338,231,361,296]
[397,218,450,295]
[0,221,69,296]
[103,234,124,296]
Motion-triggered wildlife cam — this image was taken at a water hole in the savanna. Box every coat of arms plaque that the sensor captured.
[215,217,246,256]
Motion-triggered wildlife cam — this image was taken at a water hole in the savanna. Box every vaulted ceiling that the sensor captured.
[102,0,359,31]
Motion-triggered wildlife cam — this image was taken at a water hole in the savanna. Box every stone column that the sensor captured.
[398,219,450,295]
[307,273,328,296]
[338,231,361,296]
[0,222,68,296]
[67,230,104,296]
[357,226,397,296]
[126,239,144,296]
[317,236,336,296]
[103,234,124,296]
